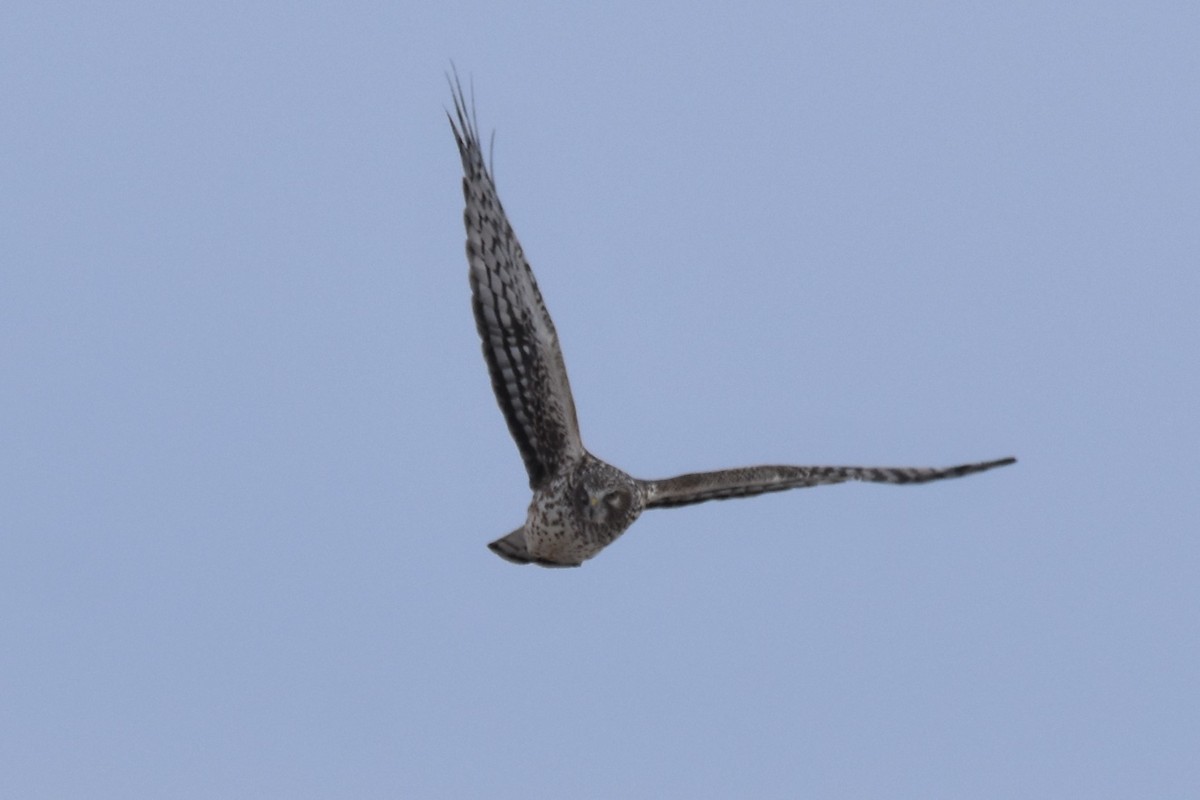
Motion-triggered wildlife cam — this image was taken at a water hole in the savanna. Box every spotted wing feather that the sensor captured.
[642,457,1016,508]
[449,78,584,489]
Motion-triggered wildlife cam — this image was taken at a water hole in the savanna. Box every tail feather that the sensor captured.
[488,527,534,564]
[487,527,582,567]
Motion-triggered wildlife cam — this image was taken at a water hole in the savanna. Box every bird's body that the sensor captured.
[490,455,647,567]
[448,76,1014,568]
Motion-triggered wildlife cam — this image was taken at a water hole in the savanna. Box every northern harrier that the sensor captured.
[448,77,1014,568]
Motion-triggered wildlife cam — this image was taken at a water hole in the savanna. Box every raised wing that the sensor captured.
[449,76,584,489]
[642,457,1015,508]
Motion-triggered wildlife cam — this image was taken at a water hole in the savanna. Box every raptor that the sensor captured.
[448,77,1014,567]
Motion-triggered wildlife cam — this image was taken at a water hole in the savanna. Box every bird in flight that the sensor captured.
[448,76,1015,568]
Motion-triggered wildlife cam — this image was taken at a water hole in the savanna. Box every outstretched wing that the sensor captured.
[642,457,1016,508]
[449,76,584,489]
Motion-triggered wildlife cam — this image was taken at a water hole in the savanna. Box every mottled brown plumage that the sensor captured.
[449,75,1014,568]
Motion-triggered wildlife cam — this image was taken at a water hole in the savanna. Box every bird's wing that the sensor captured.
[449,76,584,489]
[641,457,1015,508]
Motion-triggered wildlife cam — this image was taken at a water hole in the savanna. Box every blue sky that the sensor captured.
[3,2,1198,797]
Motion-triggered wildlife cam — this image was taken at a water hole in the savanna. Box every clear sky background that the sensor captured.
[3,2,1198,797]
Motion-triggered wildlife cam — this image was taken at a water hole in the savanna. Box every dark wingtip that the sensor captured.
[948,456,1017,480]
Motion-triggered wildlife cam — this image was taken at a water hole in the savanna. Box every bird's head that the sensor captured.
[573,459,643,528]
